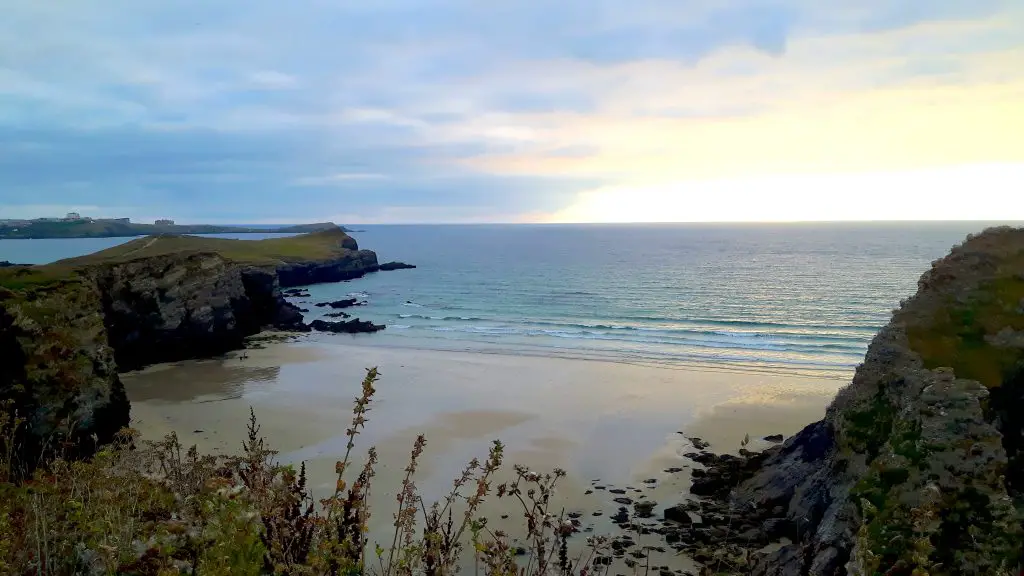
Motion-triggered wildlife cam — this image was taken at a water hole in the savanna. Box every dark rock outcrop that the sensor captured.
[315,298,363,309]
[90,255,309,371]
[378,261,416,271]
[310,318,385,334]
[276,249,379,287]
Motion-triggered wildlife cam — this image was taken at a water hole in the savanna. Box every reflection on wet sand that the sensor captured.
[684,389,838,453]
[123,360,280,403]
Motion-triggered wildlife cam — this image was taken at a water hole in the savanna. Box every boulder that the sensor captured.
[310,318,385,334]
[688,437,711,450]
[378,261,416,271]
[315,298,363,309]
[663,506,694,525]
[634,500,657,518]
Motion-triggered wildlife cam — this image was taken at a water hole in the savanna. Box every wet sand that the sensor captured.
[124,340,843,572]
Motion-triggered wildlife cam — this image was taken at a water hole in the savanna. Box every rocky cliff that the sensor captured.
[0,278,129,474]
[0,227,382,473]
[275,249,380,286]
[90,254,308,371]
[689,227,1024,575]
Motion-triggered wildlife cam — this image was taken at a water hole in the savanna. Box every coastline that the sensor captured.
[124,338,842,571]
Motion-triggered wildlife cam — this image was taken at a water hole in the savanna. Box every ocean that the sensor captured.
[1,223,1004,379]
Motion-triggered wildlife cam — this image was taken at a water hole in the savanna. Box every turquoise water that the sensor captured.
[294,222,1000,379]
[1,223,1005,379]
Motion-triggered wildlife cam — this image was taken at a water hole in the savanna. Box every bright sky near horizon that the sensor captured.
[1,1,1022,224]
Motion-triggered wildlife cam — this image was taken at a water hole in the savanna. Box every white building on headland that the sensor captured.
[155,219,175,226]
[65,212,82,220]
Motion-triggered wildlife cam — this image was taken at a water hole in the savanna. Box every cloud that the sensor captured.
[292,173,390,186]
[454,16,1024,181]
[248,70,298,90]
[0,0,1021,222]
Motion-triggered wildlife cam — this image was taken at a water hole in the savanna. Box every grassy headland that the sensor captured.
[57,227,361,267]
[0,228,362,292]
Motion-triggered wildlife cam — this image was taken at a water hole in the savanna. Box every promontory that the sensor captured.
[0,227,385,472]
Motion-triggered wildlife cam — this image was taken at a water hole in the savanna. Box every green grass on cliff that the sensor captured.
[906,267,1024,388]
[0,266,74,291]
[57,228,360,267]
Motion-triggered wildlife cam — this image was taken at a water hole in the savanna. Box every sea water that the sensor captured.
[1,222,1005,379]
[292,222,999,379]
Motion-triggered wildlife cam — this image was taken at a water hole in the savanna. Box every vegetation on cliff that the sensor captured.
[0,275,130,475]
[0,220,343,240]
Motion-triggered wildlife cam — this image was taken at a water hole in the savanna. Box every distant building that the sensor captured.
[155,219,175,226]
[65,212,82,220]
[98,218,131,224]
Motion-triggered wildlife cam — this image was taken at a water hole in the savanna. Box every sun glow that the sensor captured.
[541,163,1024,223]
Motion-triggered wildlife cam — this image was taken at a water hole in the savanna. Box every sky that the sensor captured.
[1,1,1022,224]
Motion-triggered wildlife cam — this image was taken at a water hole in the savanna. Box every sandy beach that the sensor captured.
[123,338,844,572]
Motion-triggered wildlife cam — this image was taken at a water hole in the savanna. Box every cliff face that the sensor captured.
[727,227,1024,575]
[0,279,129,474]
[276,248,379,287]
[90,254,307,371]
